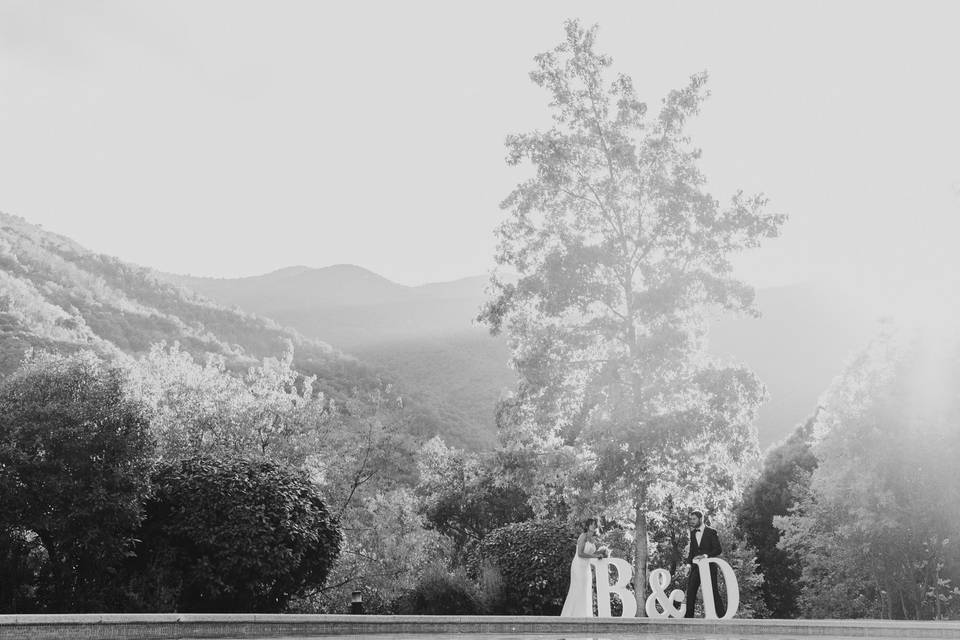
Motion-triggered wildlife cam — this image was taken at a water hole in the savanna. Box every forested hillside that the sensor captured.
[0,212,473,447]
[167,267,511,449]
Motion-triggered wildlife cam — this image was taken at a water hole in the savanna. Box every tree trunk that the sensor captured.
[36,529,66,611]
[668,528,679,576]
[633,502,648,616]
[935,563,943,620]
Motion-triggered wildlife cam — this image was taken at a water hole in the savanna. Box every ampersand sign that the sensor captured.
[644,568,686,618]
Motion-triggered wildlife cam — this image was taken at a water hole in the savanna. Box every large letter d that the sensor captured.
[692,557,739,619]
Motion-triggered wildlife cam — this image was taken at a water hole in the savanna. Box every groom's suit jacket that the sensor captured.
[686,526,722,565]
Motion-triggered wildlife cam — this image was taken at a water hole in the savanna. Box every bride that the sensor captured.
[560,518,608,617]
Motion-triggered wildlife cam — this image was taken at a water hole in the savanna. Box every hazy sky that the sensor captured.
[1,1,958,296]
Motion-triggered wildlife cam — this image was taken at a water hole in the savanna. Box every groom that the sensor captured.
[684,509,725,618]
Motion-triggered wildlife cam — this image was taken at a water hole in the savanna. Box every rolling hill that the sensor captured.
[168,266,882,449]
[0,212,480,448]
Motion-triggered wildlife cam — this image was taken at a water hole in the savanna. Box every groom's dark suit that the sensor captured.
[684,525,724,618]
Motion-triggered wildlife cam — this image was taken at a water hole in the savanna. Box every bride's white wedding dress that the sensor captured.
[560,541,596,617]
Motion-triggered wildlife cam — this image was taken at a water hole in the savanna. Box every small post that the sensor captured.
[350,590,364,614]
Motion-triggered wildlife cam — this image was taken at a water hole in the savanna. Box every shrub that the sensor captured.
[475,518,574,615]
[396,565,485,615]
[122,456,341,612]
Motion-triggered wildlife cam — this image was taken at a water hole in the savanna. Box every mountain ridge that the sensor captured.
[0,212,485,449]
[165,264,883,449]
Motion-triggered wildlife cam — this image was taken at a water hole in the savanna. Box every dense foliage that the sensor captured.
[416,437,533,558]
[0,352,155,611]
[0,210,487,613]
[736,416,818,617]
[396,565,486,615]
[777,327,960,619]
[475,519,574,615]
[0,343,433,614]
[122,457,341,612]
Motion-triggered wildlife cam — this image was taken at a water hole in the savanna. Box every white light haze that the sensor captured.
[1,0,958,319]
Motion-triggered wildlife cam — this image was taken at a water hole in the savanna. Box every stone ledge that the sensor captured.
[2,614,959,639]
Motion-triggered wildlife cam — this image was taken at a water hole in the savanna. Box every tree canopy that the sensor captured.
[480,19,784,609]
[777,326,960,619]
[0,352,155,611]
[736,415,818,617]
[416,437,533,557]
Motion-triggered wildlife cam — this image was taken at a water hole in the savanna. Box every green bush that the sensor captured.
[396,565,485,615]
[122,456,341,612]
[474,519,575,615]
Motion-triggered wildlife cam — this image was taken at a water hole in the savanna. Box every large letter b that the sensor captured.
[595,558,637,618]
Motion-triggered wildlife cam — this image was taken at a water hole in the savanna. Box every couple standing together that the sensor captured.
[560,510,725,618]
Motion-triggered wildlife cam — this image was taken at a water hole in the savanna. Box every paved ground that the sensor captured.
[3,614,960,640]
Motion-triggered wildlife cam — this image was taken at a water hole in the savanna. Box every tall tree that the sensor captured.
[0,351,155,611]
[480,20,785,611]
[735,414,818,617]
[777,326,960,619]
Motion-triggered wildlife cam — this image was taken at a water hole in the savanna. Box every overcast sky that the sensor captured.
[1,1,958,302]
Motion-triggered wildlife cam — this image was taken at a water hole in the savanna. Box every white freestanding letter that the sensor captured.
[594,558,637,618]
[693,557,739,619]
[645,568,686,618]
